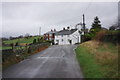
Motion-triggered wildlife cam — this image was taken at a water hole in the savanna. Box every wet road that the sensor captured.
[3,45,83,78]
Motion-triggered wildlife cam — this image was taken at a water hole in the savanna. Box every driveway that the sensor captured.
[3,45,83,78]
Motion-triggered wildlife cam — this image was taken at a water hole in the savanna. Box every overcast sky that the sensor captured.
[2,2,118,37]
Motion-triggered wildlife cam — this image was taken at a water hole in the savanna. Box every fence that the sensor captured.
[2,42,50,62]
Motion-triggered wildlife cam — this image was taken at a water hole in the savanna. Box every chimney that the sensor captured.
[67,26,70,30]
[63,27,65,30]
[51,29,53,32]
[54,29,56,31]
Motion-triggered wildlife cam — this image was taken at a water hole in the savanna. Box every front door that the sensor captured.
[69,40,72,44]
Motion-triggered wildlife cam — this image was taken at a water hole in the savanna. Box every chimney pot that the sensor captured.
[51,29,53,32]
[67,26,70,30]
[54,29,56,31]
[63,27,65,30]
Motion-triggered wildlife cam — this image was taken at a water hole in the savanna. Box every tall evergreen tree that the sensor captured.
[90,16,102,33]
[91,16,101,29]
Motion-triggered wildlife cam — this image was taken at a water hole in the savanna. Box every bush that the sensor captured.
[28,47,32,53]
[94,30,107,41]
[45,40,52,43]
[85,33,95,40]
[10,43,14,50]
[15,42,19,46]
[33,39,37,44]
[38,38,40,43]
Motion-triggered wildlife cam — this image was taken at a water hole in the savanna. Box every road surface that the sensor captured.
[3,45,83,78]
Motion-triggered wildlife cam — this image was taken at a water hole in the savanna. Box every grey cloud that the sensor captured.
[2,2,118,37]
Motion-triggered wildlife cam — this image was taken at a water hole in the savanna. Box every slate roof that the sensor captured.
[55,29,77,35]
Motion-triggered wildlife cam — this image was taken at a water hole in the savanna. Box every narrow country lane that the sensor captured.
[3,45,83,78]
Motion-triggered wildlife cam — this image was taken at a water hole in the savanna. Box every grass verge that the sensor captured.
[75,45,103,78]
[75,40,118,78]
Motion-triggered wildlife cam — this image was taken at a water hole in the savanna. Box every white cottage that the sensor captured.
[54,27,81,45]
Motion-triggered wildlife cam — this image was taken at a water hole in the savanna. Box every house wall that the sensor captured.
[70,30,81,44]
[54,35,70,45]
[44,33,55,41]
[54,30,81,45]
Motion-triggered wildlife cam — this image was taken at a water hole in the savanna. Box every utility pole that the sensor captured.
[39,27,41,36]
[82,14,86,42]
[83,14,86,35]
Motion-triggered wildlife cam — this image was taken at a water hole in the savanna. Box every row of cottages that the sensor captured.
[44,27,82,45]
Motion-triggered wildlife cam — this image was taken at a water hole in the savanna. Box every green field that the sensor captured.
[0,46,12,50]
[3,36,41,44]
[2,36,42,50]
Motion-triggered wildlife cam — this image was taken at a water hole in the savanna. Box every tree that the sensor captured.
[91,16,101,29]
[18,35,23,38]
[109,20,119,30]
[2,37,8,41]
[90,16,102,33]
[33,39,36,44]
[38,38,40,43]
[9,36,13,40]
[85,16,102,40]
[109,26,115,30]
[15,42,19,46]
[10,43,14,50]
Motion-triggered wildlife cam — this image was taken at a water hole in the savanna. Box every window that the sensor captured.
[49,34,52,36]
[62,39,63,42]
[68,39,70,41]
[56,40,59,45]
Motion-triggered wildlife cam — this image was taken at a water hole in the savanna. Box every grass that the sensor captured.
[75,45,103,78]
[2,36,41,50]
[75,40,118,78]
[1,46,12,50]
[0,46,2,50]
[3,36,40,44]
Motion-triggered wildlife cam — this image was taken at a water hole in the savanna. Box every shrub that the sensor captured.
[27,47,31,53]
[33,39,37,44]
[38,38,40,43]
[10,43,14,50]
[85,33,95,40]
[45,40,52,43]
[94,30,107,41]
[15,42,19,46]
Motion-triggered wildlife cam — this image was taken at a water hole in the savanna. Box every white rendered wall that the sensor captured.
[54,35,70,45]
[70,30,81,44]
[54,30,81,45]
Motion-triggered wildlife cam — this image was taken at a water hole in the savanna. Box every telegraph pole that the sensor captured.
[82,14,86,42]
[83,14,85,35]
[39,27,41,36]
